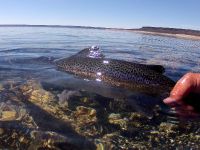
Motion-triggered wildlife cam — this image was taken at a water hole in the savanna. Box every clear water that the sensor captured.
[0,27,200,149]
[1,27,200,80]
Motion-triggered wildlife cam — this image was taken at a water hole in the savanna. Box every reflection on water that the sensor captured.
[0,27,200,149]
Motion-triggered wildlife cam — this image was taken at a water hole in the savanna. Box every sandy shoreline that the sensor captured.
[121,30,200,41]
[107,28,200,40]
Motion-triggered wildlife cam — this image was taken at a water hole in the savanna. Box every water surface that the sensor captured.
[0,27,200,149]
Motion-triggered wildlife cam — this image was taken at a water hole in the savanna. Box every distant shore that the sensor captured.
[1,24,200,40]
[125,27,200,40]
[126,30,200,40]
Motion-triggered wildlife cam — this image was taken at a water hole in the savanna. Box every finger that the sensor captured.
[163,74,193,104]
[164,73,200,104]
[170,73,194,101]
[163,97,176,104]
[192,73,200,93]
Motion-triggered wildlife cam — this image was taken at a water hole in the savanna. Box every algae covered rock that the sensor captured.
[19,80,71,122]
[159,122,178,135]
[108,113,128,130]
[1,79,200,149]
[0,101,26,121]
[20,80,55,104]
[74,106,97,125]
[28,130,68,149]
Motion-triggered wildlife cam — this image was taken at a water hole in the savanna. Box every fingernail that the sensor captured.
[163,97,176,104]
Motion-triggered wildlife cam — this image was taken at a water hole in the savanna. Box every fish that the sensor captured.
[54,46,175,95]
[53,46,200,116]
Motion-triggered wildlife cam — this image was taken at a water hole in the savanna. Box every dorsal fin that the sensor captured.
[146,65,165,74]
[72,46,105,58]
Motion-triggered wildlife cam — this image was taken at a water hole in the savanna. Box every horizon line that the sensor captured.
[0,24,124,29]
[0,24,199,32]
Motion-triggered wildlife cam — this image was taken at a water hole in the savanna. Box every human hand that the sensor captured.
[163,73,200,115]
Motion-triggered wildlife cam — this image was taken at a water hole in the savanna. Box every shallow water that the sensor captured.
[0,27,200,149]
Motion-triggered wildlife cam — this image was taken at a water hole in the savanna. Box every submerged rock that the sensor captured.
[28,130,67,149]
[74,106,97,126]
[159,122,178,136]
[19,80,71,122]
[20,80,55,104]
[0,102,26,121]
[0,79,200,149]
[58,90,81,108]
[108,113,128,130]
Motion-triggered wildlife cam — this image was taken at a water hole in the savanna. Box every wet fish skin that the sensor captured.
[55,48,175,94]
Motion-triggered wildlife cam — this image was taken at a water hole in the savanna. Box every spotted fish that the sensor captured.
[54,46,175,94]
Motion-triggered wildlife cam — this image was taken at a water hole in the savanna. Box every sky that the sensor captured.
[0,0,200,29]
